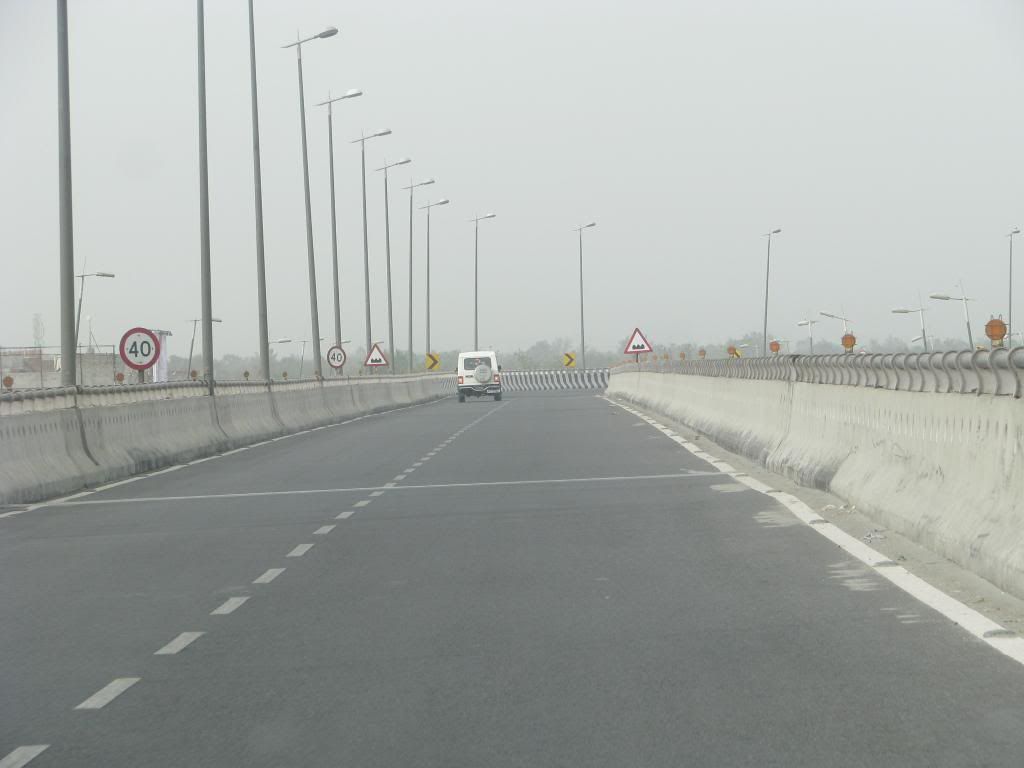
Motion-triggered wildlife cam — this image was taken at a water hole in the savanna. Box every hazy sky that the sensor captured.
[4,0,1024,359]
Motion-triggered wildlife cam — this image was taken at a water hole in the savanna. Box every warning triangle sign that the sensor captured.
[623,327,654,355]
[364,343,389,367]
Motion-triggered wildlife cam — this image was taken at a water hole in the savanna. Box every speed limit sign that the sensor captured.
[326,345,347,370]
[119,327,161,371]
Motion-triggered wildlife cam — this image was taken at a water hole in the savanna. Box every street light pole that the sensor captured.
[420,199,450,359]
[57,0,76,387]
[1009,228,1020,349]
[403,178,435,372]
[892,306,929,351]
[762,228,782,357]
[574,222,596,370]
[352,129,393,359]
[470,213,497,349]
[196,0,215,393]
[796,318,819,354]
[929,284,975,348]
[376,158,412,371]
[315,90,362,361]
[246,0,271,383]
[283,27,338,381]
[187,317,222,380]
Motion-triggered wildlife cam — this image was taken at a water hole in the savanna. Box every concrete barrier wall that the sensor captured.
[608,369,1024,599]
[0,374,453,506]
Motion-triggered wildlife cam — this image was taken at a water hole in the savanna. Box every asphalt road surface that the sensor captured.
[3,392,1024,767]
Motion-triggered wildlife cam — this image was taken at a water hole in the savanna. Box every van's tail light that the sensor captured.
[493,374,500,383]
[457,375,464,384]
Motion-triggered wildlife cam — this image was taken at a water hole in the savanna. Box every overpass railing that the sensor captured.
[617,349,1024,398]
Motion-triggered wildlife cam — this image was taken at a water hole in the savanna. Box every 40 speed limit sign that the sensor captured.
[119,327,161,371]
[326,345,347,370]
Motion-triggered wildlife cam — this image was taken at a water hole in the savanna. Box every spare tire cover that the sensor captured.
[473,364,492,384]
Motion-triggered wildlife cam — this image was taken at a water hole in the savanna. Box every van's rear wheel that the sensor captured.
[494,393,502,401]
[458,393,466,403]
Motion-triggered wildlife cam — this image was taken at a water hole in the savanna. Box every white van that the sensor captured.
[457,350,502,402]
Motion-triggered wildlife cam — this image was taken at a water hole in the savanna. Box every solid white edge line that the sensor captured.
[74,677,140,710]
[0,745,49,768]
[154,631,205,655]
[604,395,1024,668]
[211,597,249,615]
[253,567,285,584]
[314,524,336,535]
[287,543,314,557]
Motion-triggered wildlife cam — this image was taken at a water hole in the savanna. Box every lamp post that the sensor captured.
[282,25,338,381]
[892,306,929,351]
[1008,228,1021,348]
[929,283,975,349]
[315,89,363,358]
[470,213,497,349]
[402,178,436,371]
[762,228,782,356]
[74,272,115,349]
[298,337,326,380]
[195,0,216,394]
[57,0,77,387]
[376,158,412,371]
[819,310,852,334]
[187,317,222,380]
[351,129,393,358]
[420,198,450,359]
[573,222,596,370]
[796,318,820,354]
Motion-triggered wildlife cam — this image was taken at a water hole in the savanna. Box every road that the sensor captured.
[3,391,1024,766]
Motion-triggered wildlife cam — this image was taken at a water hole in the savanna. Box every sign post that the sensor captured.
[118,327,161,384]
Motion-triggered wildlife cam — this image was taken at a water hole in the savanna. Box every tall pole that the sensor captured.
[762,234,772,357]
[295,41,322,379]
[408,184,415,372]
[327,101,342,354]
[57,0,76,387]
[1010,232,1017,349]
[426,205,432,357]
[247,0,270,383]
[959,281,974,349]
[360,139,372,358]
[383,165,395,370]
[197,0,214,394]
[578,228,586,371]
[918,309,929,352]
[474,219,480,349]
[74,275,86,349]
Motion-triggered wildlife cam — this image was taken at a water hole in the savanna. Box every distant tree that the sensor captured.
[32,314,45,347]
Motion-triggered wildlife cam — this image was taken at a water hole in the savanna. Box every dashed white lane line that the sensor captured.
[336,510,356,520]
[211,596,249,615]
[413,462,423,467]
[253,568,285,584]
[314,524,336,535]
[74,677,140,710]
[393,474,407,482]
[403,468,416,473]
[605,395,1024,668]
[383,482,397,488]
[369,491,385,497]
[353,500,371,508]
[0,745,49,768]
[154,631,205,655]
[287,543,314,558]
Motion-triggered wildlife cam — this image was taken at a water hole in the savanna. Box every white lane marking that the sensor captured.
[420,456,432,462]
[46,472,717,506]
[147,464,185,477]
[605,395,1024,668]
[93,477,144,492]
[354,500,371,507]
[0,746,49,768]
[0,511,24,519]
[211,596,249,615]
[393,474,407,481]
[25,490,94,512]
[383,482,397,488]
[403,468,416,473]
[253,568,285,584]
[154,631,205,655]
[314,524,336,535]
[336,510,356,519]
[75,677,140,710]
[412,462,423,467]
[287,543,314,557]
[187,455,218,465]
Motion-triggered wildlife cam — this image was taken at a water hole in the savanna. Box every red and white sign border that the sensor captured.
[119,326,161,371]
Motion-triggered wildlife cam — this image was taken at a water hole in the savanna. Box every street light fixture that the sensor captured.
[762,228,782,356]
[74,272,115,348]
[929,282,975,348]
[892,306,929,351]
[574,222,596,370]
[402,178,436,372]
[315,88,363,358]
[1008,228,1021,348]
[352,129,393,358]
[819,310,852,334]
[376,158,413,371]
[187,317,222,379]
[282,26,338,381]
[420,198,450,358]
[796,318,820,354]
[470,213,497,349]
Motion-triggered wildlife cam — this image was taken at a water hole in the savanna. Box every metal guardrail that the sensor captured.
[615,349,1024,398]
[0,373,455,416]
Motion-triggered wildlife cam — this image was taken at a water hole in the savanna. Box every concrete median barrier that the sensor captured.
[0,374,453,507]
[609,367,1024,600]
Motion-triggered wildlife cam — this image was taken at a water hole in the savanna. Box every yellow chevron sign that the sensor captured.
[563,352,576,368]
[425,352,440,371]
